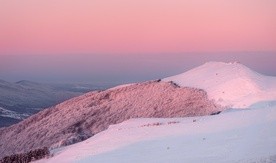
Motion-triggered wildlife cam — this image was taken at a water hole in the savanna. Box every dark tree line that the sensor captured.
[0,147,49,163]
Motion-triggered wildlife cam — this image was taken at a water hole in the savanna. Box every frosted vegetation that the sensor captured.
[0,81,221,158]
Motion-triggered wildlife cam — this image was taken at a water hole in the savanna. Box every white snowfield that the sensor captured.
[39,106,276,163]
[37,62,276,163]
[163,62,276,108]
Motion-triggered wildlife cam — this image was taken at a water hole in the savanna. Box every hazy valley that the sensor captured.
[0,80,114,127]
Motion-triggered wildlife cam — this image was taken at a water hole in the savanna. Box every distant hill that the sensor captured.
[0,80,112,127]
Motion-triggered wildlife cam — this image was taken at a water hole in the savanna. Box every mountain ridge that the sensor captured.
[0,80,221,158]
[163,61,276,108]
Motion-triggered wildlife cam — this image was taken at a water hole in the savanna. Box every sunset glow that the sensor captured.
[0,0,275,55]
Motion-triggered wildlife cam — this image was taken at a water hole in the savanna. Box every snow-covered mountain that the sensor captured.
[1,62,275,162]
[163,61,276,108]
[36,62,276,163]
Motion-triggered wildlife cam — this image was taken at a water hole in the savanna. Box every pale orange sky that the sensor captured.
[0,0,275,55]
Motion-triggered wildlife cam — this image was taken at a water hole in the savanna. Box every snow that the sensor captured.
[163,62,276,108]
[0,107,29,120]
[38,106,276,163]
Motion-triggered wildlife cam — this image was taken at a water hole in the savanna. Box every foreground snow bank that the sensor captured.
[163,62,276,108]
[39,106,276,163]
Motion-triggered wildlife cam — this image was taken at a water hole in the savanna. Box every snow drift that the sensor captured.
[38,106,276,163]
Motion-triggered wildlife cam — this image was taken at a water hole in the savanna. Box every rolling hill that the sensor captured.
[0,81,221,158]
[0,80,110,127]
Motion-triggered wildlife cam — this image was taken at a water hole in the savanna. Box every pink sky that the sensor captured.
[0,0,275,55]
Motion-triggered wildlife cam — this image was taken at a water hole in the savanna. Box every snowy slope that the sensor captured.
[38,106,276,163]
[163,62,276,108]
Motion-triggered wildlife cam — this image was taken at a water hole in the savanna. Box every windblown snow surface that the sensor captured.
[37,62,276,163]
[38,106,276,163]
[164,62,276,108]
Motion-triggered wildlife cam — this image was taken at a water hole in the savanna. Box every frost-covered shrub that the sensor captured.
[167,121,180,125]
[58,133,91,147]
[141,122,163,127]
[0,147,49,163]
